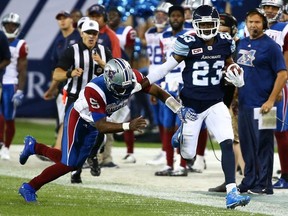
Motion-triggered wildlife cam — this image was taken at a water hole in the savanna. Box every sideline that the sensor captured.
[1,145,287,215]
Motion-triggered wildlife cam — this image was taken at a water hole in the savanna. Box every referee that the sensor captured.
[53,19,112,183]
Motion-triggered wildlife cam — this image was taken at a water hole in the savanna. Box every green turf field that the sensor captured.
[0,176,262,216]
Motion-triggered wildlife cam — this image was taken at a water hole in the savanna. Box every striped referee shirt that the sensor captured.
[56,40,112,98]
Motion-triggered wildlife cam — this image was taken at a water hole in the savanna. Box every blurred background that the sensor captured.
[0,0,261,118]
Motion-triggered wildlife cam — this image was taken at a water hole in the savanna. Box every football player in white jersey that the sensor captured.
[260,0,288,189]
[145,2,172,166]
[0,13,28,160]
[18,58,195,202]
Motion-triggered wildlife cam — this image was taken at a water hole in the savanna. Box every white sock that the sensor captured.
[226,183,237,194]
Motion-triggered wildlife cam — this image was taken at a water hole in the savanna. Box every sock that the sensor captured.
[35,143,62,163]
[220,139,236,184]
[180,156,187,168]
[196,128,208,156]
[4,120,15,148]
[159,125,165,151]
[163,130,174,168]
[226,183,237,194]
[29,162,74,191]
[124,130,134,154]
[275,131,288,175]
[0,115,4,142]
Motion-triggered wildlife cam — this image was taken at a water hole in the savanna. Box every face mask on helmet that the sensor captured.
[192,5,220,41]
[260,0,283,23]
[104,58,136,97]
[1,13,21,39]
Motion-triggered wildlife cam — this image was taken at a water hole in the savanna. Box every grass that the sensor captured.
[0,176,261,216]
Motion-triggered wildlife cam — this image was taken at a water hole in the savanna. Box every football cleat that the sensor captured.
[0,146,10,160]
[19,136,36,165]
[273,178,288,189]
[71,169,82,183]
[19,183,37,202]
[226,187,250,209]
[87,156,101,177]
[170,166,188,177]
[122,154,136,164]
[248,187,273,195]
[155,166,173,176]
[146,151,166,166]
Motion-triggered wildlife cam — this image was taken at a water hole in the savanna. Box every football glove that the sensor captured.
[12,90,24,107]
[225,64,245,87]
[176,107,198,123]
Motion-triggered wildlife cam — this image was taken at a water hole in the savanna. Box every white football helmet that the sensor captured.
[1,12,21,39]
[182,0,213,10]
[104,58,136,97]
[154,2,173,28]
[192,5,220,41]
[260,0,283,23]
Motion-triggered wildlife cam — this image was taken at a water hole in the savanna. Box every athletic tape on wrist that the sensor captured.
[165,96,182,113]
[122,122,130,131]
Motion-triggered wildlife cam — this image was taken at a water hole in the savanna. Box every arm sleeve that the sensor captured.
[146,55,179,84]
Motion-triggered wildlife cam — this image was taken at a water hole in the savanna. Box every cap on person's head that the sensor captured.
[168,5,185,17]
[77,16,90,29]
[55,10,71,20]
[87,4,106,16]
[81,20,99,32]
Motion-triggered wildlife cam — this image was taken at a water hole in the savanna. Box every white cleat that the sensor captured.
[122,154,136,163]
[0,146,10,160]
[146,151,166,166]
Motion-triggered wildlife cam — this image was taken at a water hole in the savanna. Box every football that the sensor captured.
[226,63,242,75]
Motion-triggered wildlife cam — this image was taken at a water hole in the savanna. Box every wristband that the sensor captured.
[165,96,182,113]
[122,122,130,131]
[66,70,72,78]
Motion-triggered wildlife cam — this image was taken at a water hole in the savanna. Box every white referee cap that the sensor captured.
[81,20,99,32]
[77,16,90,29]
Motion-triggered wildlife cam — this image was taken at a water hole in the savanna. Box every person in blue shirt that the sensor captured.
[237,8,288,195]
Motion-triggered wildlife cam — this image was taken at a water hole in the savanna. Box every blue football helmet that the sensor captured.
[192,5,220,41]
[104,58,136,97]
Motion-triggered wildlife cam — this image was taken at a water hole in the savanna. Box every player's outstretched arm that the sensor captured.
[95,116,147,134]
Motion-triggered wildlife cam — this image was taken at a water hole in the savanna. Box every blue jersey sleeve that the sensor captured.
[173,34,196,57]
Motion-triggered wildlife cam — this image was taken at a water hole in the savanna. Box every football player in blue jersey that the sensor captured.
[237,8,288,195]
[133,5,250,209]
[17,58,195,202]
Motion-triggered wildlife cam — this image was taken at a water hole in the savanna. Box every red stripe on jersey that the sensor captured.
[19,42,28,58]
[84,86,106,114]
[132,69,151,92]
[67,108,80,153]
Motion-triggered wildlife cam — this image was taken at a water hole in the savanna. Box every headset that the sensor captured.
[245,8,268,30]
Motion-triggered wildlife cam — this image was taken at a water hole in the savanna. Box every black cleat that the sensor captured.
[71,168,82,183]
[88,157,101,176]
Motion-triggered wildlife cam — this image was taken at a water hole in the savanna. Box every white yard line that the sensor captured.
[1,145,287,215]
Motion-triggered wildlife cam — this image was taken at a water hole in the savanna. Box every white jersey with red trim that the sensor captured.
[115,25,136,50]
[74,69,145,123]
[3,38,28,84]
[145,26,165,76]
